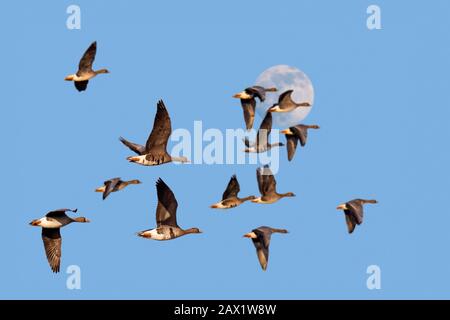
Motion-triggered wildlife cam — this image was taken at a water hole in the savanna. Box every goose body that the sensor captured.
[244,112,284,153]
[268,90,311,113]
[252,165,295,204]
[29,209,90,273]
[65,41,109,92]
[281,124,320,161]
[233,86,277,130]
[210,175,255,209]
[95,177,141,200]
[244,226,288,271]
[137,178,202,241]
[121,100,189,166]
[336,199,378,233]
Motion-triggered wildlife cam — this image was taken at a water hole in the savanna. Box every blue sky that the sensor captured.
[2,0,450,299]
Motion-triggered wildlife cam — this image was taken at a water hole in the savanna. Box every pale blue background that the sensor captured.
[1,0,449,299]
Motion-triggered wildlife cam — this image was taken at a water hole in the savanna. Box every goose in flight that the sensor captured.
[252,165,295,204]
[137,178,202,240]
[233,86,277,130]
[95,177,142,200]
[244,112,284,153]
[244,226,288,271]
[281,124,320,161]
[29,209,90,273]
[121,100,189,166]
[64,41,109,92]
[268,90,311,113]
[336,199,378,234]
[210,175,255,209]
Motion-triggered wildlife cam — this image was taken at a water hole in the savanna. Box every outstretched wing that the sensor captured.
[222,175,240,200]
[145,100,172,153]
[46,208,77,218]
[103,178,121,200]
[119,137,146,155]
[241,99,256,130]
[278,89,295,107]
[345,213,357,234]
[74,80,89,92]
[78,41,96,73]
[247,86,266,102]
[155,178,178,227]
[251,228,273,271]
[256,112,272,148]
[285,134,299,161]
[346,201,364,225]
[292,126,308,147]
[42,228,62,273]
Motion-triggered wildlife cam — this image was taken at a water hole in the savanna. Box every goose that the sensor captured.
[137,178,202,240]
[233,86,277,130]
[29,209,90,273]
[281,124,320,161]
[268,90,311,113]
[210,175,256,209]
[64,41,109,92]
[336,199,378,234]
[95,177,142,200]
[244,112,284,153]
[121,100,189,166]
[252,165,295,204]
[244,226,288,271]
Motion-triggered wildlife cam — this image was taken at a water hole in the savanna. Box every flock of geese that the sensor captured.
[30,41,378,273]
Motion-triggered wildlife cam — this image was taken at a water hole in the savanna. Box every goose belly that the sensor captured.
[133,155,169,166]
[137,228,179,241]
[38,218,64,228]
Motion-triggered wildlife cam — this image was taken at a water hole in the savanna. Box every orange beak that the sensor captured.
[127,156,139,162]
[29,220,41,226]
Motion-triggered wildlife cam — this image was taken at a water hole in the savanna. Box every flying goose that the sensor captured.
[121,100,189,166]
[137,178,202,240]
[29,209,90,273]
[281,124,320,161]
[252,165,295,204]
[336,199,378,234]
[244,112,284,153]
[244,226,288,271]
[233,86,277,130]
[210,175,256,209]
[64,41,109,92]
[268,90,311,113]
[95,177,142,200]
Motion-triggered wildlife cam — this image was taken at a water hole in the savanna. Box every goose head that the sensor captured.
[233,90,252,100]
[336,203,348,210]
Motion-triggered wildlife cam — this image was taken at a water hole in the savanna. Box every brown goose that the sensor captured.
[252,165,295,204]
[281,124,320,161]
[268,90,311,113]
[336,199,378,234]
[244,226,288,271]
[121,100,189,166]
[29,209,90,273]
[244,112,284,153]
[137,178,202,240]
[233,86,277,130]
[64,41,109,92]
[95,177,142,200]
[210,175,256,209]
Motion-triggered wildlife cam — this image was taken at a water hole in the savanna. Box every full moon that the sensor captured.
[255,65,314,129]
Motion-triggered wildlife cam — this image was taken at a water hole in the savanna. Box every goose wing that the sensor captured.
[247,86,266,102]
[241,99,256,130]
[251,227,273,271]
[46,208,77,218]
[292,125,308,147]
[145,100,172,154]
[77,41,96,74]
[222,175,240,200]
[257,166,276,196]
[119,137,146,155]
[345,201,364,225]
[103,178,121,200]
[285,134,299,161]
[155,178,178,228]
[256,112,272,148]
[345,213,357,234]
[278,89,296,109]
[42,228,62,273]
[74,80,89,92]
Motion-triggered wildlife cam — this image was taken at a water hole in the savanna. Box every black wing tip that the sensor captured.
[156,177,167,188]
[157,99,166,110]
[231,174,237,180]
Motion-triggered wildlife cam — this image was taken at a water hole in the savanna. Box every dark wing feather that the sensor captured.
[222,175,240,200]
[103,178,121,200]
[78,41,96,73]
[256,112,272,147]
[285,134,299,161]
[241,99,256,130]
[155,178,178,227]
[247,86,266,102]
[345,213,357,234]
[119,137,146,155]
[251,228,273,271]
[292,126,308,147]
[261,166,276,195]
[42,228,62,273]
[74,80,88,92]
[46,209,77,218]
[346,201,364,225]
[145,100,172,153]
